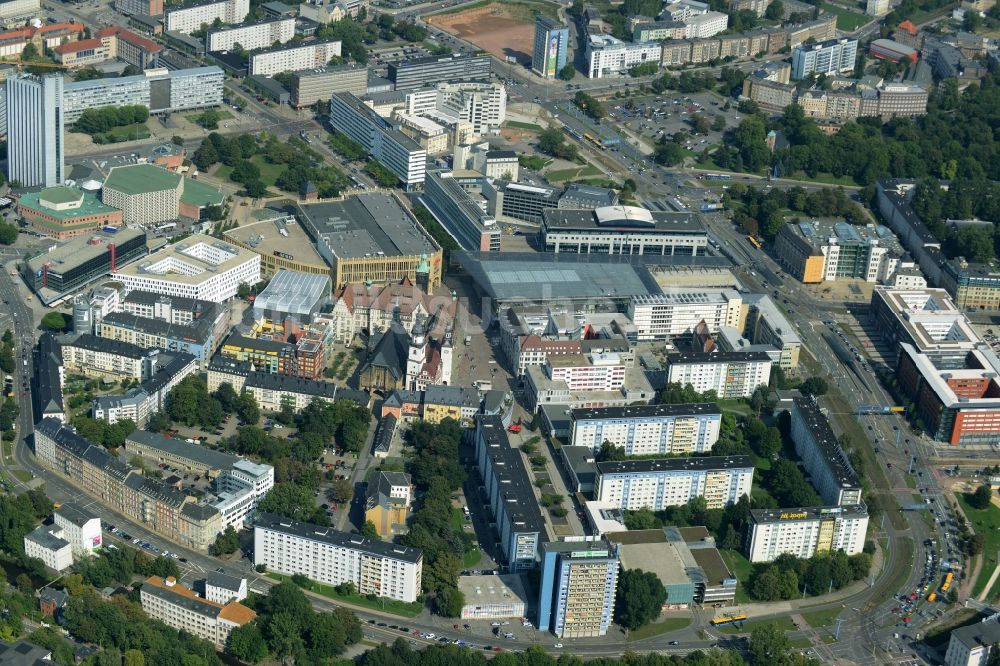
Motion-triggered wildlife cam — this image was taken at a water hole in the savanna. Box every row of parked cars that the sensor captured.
[103,522,187,562]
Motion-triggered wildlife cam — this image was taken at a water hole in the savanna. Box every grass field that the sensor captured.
[215,155,286,188]
[506,120,544,132]
[819,2,869,30]
[801,607,842,629]
[266,573,424,617]
[787,170,860,187]
[546,165,603,182]
[626,617,692,641]
[717,617,796,635]
[12,470,31,483]
[720,549,754,603]
[956,494,1000,597]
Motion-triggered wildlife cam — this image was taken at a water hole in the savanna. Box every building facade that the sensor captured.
[253,513,423,602]
[164,0,250,34]
[666,351,772,399]
[791,38,858,79]
[207,17,294,52]
[140,576,255,649]
[248,39,342,76]
[746,505,869,562]
[388,53,491,90]
[290,63,367,108]
[586,34,662,78]
[541,206,707,256]
[627,290,742,340]
[532,16,569,79]
[537,539,619,638]
[569,403,722,455]
[5,74,63,188]
[422,171,500,252]
[594,456,754,510]
[789,397,864,505]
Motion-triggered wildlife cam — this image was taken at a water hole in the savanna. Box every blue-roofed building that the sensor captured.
[772,218,911,284]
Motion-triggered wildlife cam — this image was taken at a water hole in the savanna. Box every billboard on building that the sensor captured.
[546,34,559,78]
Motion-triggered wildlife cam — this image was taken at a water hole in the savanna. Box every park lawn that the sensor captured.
[215,155,286,188]
[546,165,603,182]
[801,607,842,629]
[718,399,751,416]
[506,120,544,132]
[717,617,795,635]
[720,549,754,603]
[186,109,233,122]
[266,573,424,617]
[956,494,1000,597]
[787,170,859,187]
[626,616,691,641]
[788,637,813,648]
[98,123,150,142]
[819,2,869,30]
[12,469,31,483]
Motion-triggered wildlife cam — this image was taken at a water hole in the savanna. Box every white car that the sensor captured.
[554,644,563,649]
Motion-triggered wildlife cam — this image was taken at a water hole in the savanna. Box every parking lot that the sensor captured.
[612,91,746,157]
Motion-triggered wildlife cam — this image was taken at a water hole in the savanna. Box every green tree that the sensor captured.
[360,521,379,540]
[40,312,69,332]
[435,585,464,617]
[970,484,994,510]
[799,376,829,396]
[614,569,667,630]
[748,623,791,666]
[235,392,260,425]
[558,64,576,81]
[764,0,784,19]
[227,624,267,663]
[210,525,241,556]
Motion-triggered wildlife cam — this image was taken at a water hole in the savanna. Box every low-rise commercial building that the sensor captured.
[388,53,491,90]
[569,403,722,455]
[586,34,663,78]
[789,397,863,506]
[541,206,707,256]
[114,235,261,302]
[254,512,423,602]
[16,186,123,240]
[224,213,331,279]
[140,576,255,649]
[537,539,619,637]
[594,456,754,510]
[666,351,772,399]
[297,193,441,289]
[22,227,149,305]
[458,574,529,620]
[473,415,546,570]
[746,505,869,562]
[248,39,342,76]
[869,38,919,63]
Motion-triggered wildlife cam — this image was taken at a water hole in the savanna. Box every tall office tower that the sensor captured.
[532,16,569,79]
[6,74,64,188]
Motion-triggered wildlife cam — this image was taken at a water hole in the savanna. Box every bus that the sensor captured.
[941,572,954,593]
[583,133,605,150]
[701,173,732,181]
[747,235,762,249]
[710,614,748,627]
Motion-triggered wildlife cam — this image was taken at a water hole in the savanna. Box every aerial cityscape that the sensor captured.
[0,0,993,663]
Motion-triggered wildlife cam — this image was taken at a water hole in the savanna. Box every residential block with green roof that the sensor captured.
[18,186,124,240]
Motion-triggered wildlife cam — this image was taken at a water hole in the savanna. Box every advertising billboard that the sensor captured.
[546,34,559,78]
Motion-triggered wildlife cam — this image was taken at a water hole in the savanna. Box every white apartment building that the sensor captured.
[140,576,256,649]
[205,571,248,604]
[683,10,729,38]
[435,82,506,135]
[594,456,754,510]
[944,619,1000,666]
[865,0,889,16]
[570,403,722,455]
[628,290,743,341]
[666,351,772,399]
[53,503,102,557]
[61,335,149,381]
[164,0,250,34]
[207,17,294,52]
[746,505,869,562]
[548,353,628,392]
[211,459,275,530]
[24,525,73,571]
[791,38,859,79]
[662,0,709,21]
[254,513,423,603]
[248,39,342,76]
[330,91,427,188]
[114,236,262,303]
[586,34,663,78]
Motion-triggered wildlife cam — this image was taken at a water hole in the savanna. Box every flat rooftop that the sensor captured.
[25,227,147,274]
[297,193,438,260]
[571,402,721,422]
[670,350,773,364]
[543,206,706,234]
[253,269,330,317]
[225,213,329,269]
[457,574,529,607]
[595,455,753,475]
[126,430,241,471]
[750,504,869,524]
[792,397,862,489]
[18,190,120,232]
[115,235,257,285]
[476,415,547,535]
[874,286,979,351]
[615,538,691,586]
[899,342,1000,410]
[103,164,182,195]
[788,220,905,253]
[455,252,663,303]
